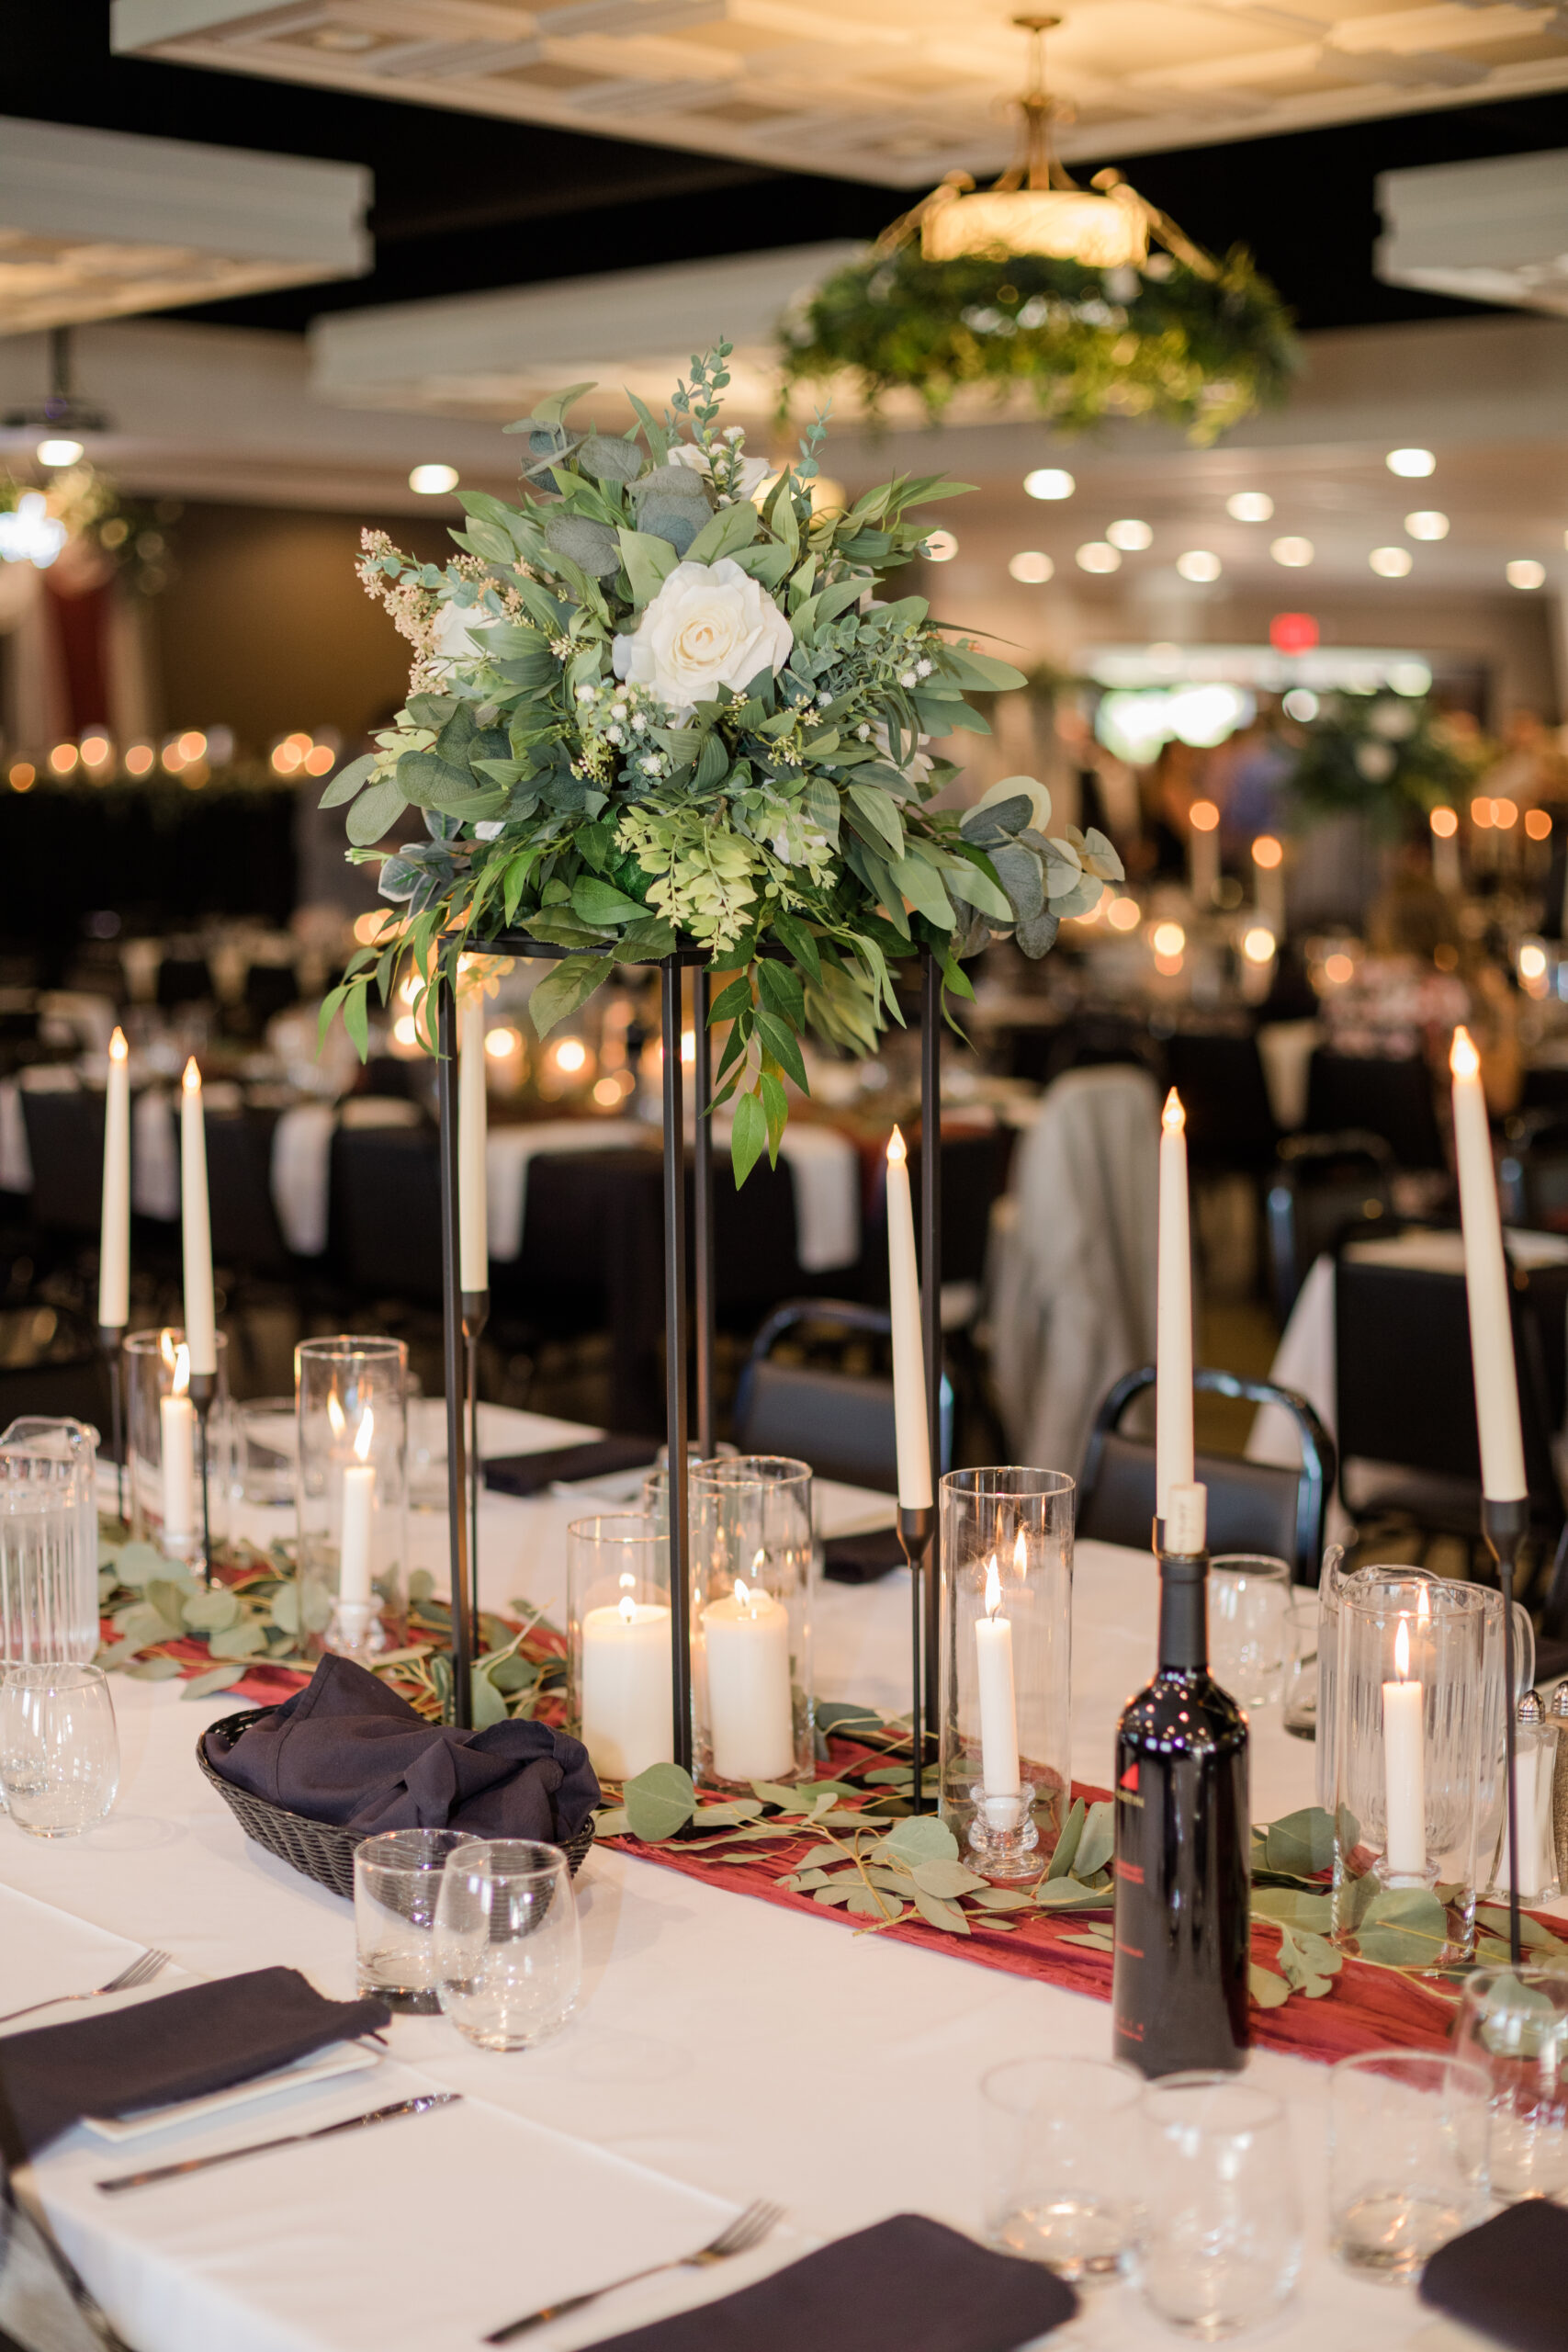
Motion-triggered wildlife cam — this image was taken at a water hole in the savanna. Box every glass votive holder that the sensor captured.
[1207,1554,1289,1708]
[233,1396,298,1509]
[355,1827,474,2013]
[124,1327,231,1564]
[1134,2074,1303,2338]
[1328,2050,1491,2278]
[1453,1964,1568,2204]
[295,1337,408,1660]
[1329,1573,1485,1963]
[567,1513,674,1784]
[1282,1597,1319,1741]
[981,2055,1143,2285]
[689,1456,813,1790]
[434,1838,581,2052]
[939,1468,1073,1879]
[0,1662,119,1837]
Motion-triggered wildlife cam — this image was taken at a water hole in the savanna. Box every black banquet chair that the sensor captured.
[1076,1365,1336,1586]
[731,1299,953,1495]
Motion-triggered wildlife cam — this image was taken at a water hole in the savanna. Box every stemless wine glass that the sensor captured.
[0,1663,119,1837]
[355,1827,474,2013]
[434,1839,581,2052]
[1453,1967,1568,2205]
[1328,2051,1491,2278]
[1282,1598,1318,1740]
[1207,1555,1290,1707]
[1134,2075,1303,2339]
[981,2055,1143,2284]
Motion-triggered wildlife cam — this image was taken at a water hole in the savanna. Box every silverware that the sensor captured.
[95,2091,460,2194]
[0,1947,171,2029]
[483,2198,783,2343]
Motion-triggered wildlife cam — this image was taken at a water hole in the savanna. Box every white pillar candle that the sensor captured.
[98,1027,130,1330]
[1189,802,1220,907]
[1382,1614,1427,1878]
[458,989,489,1294]
[702,1574,794,1781]
[339,1407,376,1609]
[179,1059,217,1379]
[160,1344,195,1543]
[1156,1089,1194,1528]
[886,1125,932,1510]
[975,1548,1021,1804]
[581,1595,674,1781]
[1450,1026,1528,1501]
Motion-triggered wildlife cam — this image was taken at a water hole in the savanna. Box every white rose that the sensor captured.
[613,557,793,714]
[668,439,771,503]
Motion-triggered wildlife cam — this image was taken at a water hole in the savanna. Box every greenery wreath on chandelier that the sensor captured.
[322,345,1122,1183]
[1283,692,1483,838]
[780,17,1298,442]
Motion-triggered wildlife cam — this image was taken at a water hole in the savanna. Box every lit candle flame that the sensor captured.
[1450,1024,1480,1081]
[618,1592,636,1624]
[1162,1088,1185,1133]
[327,1392,345,1442]
[172,1342,189,1400]
[1394,1615,1412,1681]
[182,1056,201,1095]
[985,1553,1002,1619]
[887,1125,907,1167]
[734,1577,750,1610]
[618,1570,636,1590]
[109,1026,127,1063]
[159,1327,177,1373]
[354,1406,375,1463]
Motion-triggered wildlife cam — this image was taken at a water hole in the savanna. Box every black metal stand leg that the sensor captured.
[919,947,942,1728]
[188,1371,216,1590]
[661,957,693,1772]
[898,1503,935,1814]
[1483,1496,1529,1964]
[693,967,715,1464]
[462,1292,489,1648]
[99,1324,125,1525]
[438,973,474,1729]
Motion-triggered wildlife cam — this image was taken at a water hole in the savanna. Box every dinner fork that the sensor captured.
[0,1947,171,2028]
[482,2198,784,2343]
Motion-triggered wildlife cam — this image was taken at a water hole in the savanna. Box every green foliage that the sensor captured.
[1284,695,1483,838]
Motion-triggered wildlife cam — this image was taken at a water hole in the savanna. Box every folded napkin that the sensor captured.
[822,1527,904,1584]
[484,1438,657,1498]
[0,1967,389,2157]
[1419,2199,1568,2351]
[583,2214,1076,2352]
[203,1655,600,1841]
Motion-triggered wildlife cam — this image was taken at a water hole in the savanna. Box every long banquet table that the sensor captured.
[0,1410,1505,2352]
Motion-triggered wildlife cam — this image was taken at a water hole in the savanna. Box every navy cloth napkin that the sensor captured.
[203,1654,599,1840]
[0,1967,389,2156]
[1419,2200,1568,2351]
[483,1439,655,1498]
[581,2214,1077,2352]
[822,1527,904,1583]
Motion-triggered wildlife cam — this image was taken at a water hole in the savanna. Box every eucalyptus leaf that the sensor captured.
[346,778,408,848]
[270,1583,300,1635]
[111,1542,170,1589]
[1047,1797,1086,1878]
[1261,1806,1336,1877]
[910,1886,971,1935]
[1251,1886,1332,1931]
[127,1655,185,1681]
[1034,1878,1113,1912]
[1354,1885,1451,1967]
[1075,1801,1114,1881]
[181,1589,240,1633]
[625,1759,696,1842]
[880,1815,959,1868]
[593,1807,631,1838]
[180,1665,245,1702]
[911,1858,991,1899]
[844,1886,901,1919]
[207,1620,266,1661]
[578,435,644,485]
[1248,1961,1292,2010]
[544,514,621,578]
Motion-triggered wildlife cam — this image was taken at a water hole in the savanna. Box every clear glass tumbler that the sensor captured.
[981,2054,1143,2285]
[295,1336,408,1658]
[1328,2050,1490,2277]
[233,1398,298,1509]
[434,1838,581,2052]
[1207,1555,1289,1707]
[0,1663,119,1837]
[1453,1966,1568,2205]
[355,1827,475,2014]
[1282,1598,1318,1740]
[124,1327,231,1562]
[1134,2074,1303,2339]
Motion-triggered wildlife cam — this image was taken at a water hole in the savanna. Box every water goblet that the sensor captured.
[434,1839,580,2052]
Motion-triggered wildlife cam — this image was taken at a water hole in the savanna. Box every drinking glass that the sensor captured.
[434,1839,580,2051]
[0,1419,99,1661]
[123,1327,231,1561]
[355,1827,474,2013]
[233,1398,298,1508]
[0,1664,119,1837]
[1134,2074,1303,2338]
[981,2055,1142,2284]
[1328,2051,1490,2278]
[1453,1967,1568,2205]
[1207,1555,1289,1707]
[1282,1598,1318,1740]
[295,1336,408,1658]
[0,1450,95,1668]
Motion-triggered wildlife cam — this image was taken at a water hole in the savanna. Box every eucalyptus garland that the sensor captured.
[779,245,1298,441]
[321,345,1121,1182]
[1283,694,1483,837]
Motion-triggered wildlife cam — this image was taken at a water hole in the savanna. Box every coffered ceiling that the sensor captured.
[112,1,1568,190]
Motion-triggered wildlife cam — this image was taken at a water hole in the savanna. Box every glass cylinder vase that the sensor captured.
[567,1512,673,1785]
[295,1337,408,1659]
[0,1419,100,1663]
[123,1328,231,1564]
[939,1467,1074,1879]
[1330,1572,1484,1963]
[689,1455,812,1790]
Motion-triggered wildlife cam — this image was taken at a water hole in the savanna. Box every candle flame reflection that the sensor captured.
[1416,1584,1430,1629]
[327,1392,345,1442]
[1394,1616,1412,1680]
[172,1342,189,1399]
[354,1406,374,1463]
[1450,1025,1480,1081]
[734,1577,750,1610]
[1012,1529,1027,1579]
[985,1554,1001,1619]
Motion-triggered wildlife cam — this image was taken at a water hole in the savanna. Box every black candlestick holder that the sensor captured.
[186,1367,217,1590]
[98,1323,126,1526]
[1483,1493,1529,1964]
[462,1287,489,1642]
[898,1502,935,1814]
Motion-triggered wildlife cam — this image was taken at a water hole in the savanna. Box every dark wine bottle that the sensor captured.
[1111,1482,1250,2076]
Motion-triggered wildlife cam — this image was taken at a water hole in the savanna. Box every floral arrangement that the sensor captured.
[1283,693,1484,837]
[324,345,1122,1180]
[779,244,1298,443]
[0,466,178,596]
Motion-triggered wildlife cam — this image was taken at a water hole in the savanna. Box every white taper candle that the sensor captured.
[179,1059,217,1379]
[1156,1090,1194,1528]
[886,1125,932,1510]
[1450,1025,1527,1501]
[458,989,489,1294]
[98,1027,130,1329]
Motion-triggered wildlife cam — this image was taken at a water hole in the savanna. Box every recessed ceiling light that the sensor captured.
[1370,546,1413,577]
[1386,447,1436,478]
[1282,688,1318,720]
[1076,542,1121,574]
[1226,491,1273,523]
[1404,510,1449,541]
[1024,468,1075,501]
[1506,559,1546,590]
[1008,550,1054,582]
[36,437,83,467]
[1270,536,1314,568]
[409,463,459,495]
[1106,518,1152,551]
[923,529,959,561]
[1177,549,1221,582]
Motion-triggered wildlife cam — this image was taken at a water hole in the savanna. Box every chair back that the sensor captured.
[329,1125,444,1307]
[1077,1364,1336,1585]
[1165,1030,1278,1169]
[19,1086,103,1239]
[1305,1050,1445,1170]
[1265,1129,1395,1322]
[204,1108,293,1280]
[1498,1111,1568,1234]
[732,1298,952,1494]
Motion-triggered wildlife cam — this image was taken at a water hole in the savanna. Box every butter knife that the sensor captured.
[95,2091,459,2194]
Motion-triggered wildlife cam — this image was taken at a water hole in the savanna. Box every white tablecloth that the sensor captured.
[0,1411,1481,2352]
